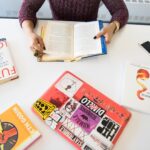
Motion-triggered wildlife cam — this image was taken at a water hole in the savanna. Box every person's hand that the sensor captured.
[28,32,45,56]
[94,22,119,44]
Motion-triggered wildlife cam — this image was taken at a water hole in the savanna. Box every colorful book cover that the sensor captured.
[32,71,131,150]
[122,63,150,114]
[0,38,18,84]
[0,104,41,150]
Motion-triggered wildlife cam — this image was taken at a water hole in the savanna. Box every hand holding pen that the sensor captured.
[29,32,45,57]
[94,21,120,44]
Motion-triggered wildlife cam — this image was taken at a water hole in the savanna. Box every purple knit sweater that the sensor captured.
[19,0,128,28]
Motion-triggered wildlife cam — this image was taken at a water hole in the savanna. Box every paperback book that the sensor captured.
[0,38,18,84]
[35,20,107,62]
[0,104,41,150]
[32,71,131,150]
[122,63,150,114]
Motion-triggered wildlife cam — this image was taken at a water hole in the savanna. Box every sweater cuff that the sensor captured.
[19,17,37,28]
[110,9,129,29]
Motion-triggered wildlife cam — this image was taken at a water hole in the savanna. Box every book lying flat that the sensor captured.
[32,71,131,150]
[36,20,107,62]
[0,38,18,84]
[122,63,150,114]
[0,104,41,150]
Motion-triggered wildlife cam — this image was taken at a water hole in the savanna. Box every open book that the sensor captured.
[121,63,150,114]
[36,20,107,62]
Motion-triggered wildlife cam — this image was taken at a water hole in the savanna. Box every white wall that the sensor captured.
[0,0,150,24]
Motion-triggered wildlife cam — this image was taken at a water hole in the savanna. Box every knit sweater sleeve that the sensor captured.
[102,0,129,28]
[18,0,45,27]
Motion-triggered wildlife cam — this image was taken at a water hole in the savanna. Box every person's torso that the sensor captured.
[49,0,101,21]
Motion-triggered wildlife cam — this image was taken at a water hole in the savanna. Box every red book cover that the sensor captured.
[32,71,131,150]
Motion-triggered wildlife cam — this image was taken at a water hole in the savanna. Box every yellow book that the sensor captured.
[0,104,41,150]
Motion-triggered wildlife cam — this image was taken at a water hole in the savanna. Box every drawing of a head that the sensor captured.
[65,100,78,114]
[136,69,150,100]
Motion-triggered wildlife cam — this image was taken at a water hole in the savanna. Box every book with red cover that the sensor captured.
[32,71,131,150]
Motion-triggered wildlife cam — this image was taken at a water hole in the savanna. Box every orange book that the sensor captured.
[32,71,131,150]
[0,104,41,150]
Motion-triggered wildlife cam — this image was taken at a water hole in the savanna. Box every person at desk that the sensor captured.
[19,0,129,55]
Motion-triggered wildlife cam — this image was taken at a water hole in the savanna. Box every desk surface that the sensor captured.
[0,19,150,150]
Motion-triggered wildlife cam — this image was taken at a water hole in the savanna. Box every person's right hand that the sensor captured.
[28,32,45,56]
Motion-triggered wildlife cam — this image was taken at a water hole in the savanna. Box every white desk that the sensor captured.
[0,19,150,150]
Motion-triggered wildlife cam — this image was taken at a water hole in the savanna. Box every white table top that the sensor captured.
[0,19,150,150]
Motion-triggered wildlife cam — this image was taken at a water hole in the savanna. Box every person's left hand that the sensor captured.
[94,22,118,44]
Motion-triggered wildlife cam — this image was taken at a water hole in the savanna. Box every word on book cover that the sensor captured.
[33,71,131,150]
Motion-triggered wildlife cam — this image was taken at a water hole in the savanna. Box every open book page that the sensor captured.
[41,21,74,60]
[74,21,102,57]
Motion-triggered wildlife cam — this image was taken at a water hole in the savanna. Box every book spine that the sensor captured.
[98,21,107,54]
